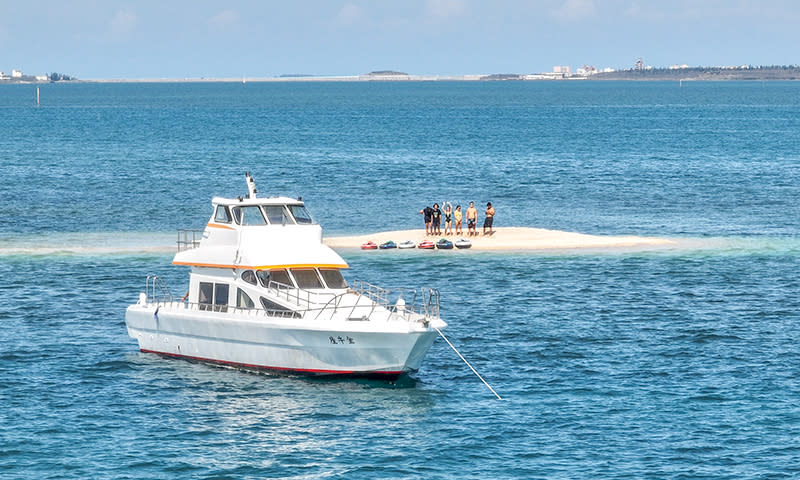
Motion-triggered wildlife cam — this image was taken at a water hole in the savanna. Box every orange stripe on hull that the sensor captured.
[206,223,236,230]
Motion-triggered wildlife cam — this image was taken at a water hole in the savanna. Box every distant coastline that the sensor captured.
[591,65,800,81]
[4,65,800,84]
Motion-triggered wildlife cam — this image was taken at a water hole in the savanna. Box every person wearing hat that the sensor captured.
[483,202,495,235]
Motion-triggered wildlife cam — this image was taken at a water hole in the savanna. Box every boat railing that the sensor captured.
[311,280,440,323]
[272,279,389,321]
[145,275,174,303]
[176,229,203,252]
[142,276,440,324]
[265,281,339,307]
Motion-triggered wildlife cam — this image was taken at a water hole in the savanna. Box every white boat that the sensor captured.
[125,173,446,379]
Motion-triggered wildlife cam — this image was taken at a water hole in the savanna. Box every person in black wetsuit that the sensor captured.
[431,203,442,235]
[419,205,433,235]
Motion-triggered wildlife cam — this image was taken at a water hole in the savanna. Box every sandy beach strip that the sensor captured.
[324,227,674,251]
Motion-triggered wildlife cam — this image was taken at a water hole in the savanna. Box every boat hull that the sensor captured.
[125,304,441,379]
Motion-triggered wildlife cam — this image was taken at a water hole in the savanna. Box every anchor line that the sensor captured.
[434,326,502,400]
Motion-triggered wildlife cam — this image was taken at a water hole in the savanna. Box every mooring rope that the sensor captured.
[434,326,502,400]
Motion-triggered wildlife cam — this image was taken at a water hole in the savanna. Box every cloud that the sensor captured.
[109,9,137,38]
[551,0,596,21]
[336,3,367,26]
[209,9,239,30]
[426,0,466,19]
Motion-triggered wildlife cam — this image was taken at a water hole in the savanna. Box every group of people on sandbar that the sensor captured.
[420,201,495,237]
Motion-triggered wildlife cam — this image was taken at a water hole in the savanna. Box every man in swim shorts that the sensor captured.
[431,203,442,236]
[466,201,478,236]
[483,202,495,235]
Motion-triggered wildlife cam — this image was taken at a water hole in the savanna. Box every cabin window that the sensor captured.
[199,282,213,311]
[256,269,294,289]
[260,296,300,318]
[231,207,242,224]
[288,205,314,224]
[214,284,229,312]
[262,205,294,225]
[214,205,232,224]
[291,268,323,289]
[237,288,255,309]
[241,270,257,285]
[239,206,266,225]
[319,269,347,289]
[198,282,228,312]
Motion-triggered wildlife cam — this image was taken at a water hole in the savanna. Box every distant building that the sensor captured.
[553,66,571,74]
[11,69,22,78]
[635,59,645,71]
[669,64,690,70]
[35,75,48,81]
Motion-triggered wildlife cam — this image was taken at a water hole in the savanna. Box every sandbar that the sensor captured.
[324,227,674,251]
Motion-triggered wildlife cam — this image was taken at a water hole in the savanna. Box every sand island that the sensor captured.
[324,227,674,251]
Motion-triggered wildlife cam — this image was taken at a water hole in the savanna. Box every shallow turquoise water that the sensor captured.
[2,81,800,478]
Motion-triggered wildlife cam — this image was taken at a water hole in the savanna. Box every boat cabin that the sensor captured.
[172,189,350,318]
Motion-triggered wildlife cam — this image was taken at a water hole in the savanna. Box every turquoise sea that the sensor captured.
[2,81,800,478]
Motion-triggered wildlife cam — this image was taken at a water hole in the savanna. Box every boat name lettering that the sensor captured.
[329,336,356,345]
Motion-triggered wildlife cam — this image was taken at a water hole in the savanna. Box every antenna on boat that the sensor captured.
[245,172,257,199]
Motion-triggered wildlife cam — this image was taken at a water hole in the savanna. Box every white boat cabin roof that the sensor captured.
[173,202,346,270]
[212,195,303,207]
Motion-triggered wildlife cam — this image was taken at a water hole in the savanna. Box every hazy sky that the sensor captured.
[2,0,798,79]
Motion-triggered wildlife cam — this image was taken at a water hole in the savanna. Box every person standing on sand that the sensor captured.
[454,205,463,235]
[466,201,478,236]
[483,202,495,235]
[420,205,433,235]
[431,203,442,236]
[444,204,453,236]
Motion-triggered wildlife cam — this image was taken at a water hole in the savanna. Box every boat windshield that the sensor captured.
[257,269,294,289]
[288,205,315,224]
[291,268,323,289]
[319,269,347,289]
[262,205,295,225]
[214,205,232,224]
[233,206,266,225]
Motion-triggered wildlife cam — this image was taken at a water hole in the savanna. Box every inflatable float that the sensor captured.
[360,241,378,250]
[454,238,472,249]
[436,239,454,250]
[417,240,435,250]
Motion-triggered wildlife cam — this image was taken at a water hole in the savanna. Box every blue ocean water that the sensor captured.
[2,81,800,478]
